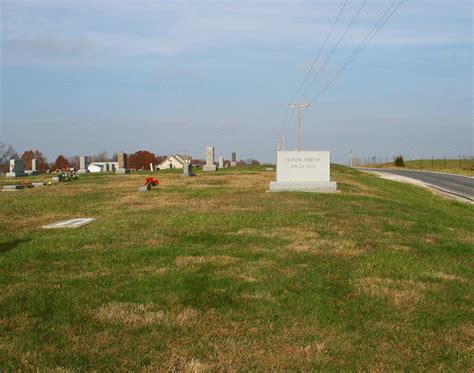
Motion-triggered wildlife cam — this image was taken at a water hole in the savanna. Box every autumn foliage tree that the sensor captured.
[128,150,157,170]
[20,150,48,173]
[54,155,69,170]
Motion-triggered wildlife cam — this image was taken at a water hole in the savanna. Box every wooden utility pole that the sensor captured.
[288,103,309,151]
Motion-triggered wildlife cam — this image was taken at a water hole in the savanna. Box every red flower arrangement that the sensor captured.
[144,177,160,188]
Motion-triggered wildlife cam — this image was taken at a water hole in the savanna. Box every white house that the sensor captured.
[88,162,118,173]
[158,154,191,170]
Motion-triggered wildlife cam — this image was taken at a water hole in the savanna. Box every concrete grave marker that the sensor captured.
[78,156,89,173]
[269,151,337,192]
[203,146,217,172]
[182,163,195,177]
[3,184,25,191]
[218,157,224,168]
[231,152,237,167]
[116,152,130,174]
[42,218,96,229]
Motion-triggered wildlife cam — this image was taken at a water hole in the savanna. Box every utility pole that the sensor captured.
[288,103,309,151]
[277,133,287,152]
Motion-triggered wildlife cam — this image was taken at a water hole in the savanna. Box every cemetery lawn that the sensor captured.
[0,166,472,371]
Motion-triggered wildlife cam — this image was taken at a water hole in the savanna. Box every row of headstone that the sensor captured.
[6,159,25,178]
[202,147,238,172]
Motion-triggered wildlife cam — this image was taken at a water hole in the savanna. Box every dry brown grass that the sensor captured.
[355,277,441,308]
[175,255,238,268]
[95,302,201,329]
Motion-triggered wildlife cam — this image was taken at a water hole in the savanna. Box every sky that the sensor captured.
[0,0,472,164]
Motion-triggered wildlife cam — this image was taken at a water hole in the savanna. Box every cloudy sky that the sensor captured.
[1,0,472,164]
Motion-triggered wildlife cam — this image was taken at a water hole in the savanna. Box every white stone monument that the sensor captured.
[78,156,89,173]
[6,159,26,178]
[218,157,224,168]
[269,151,337,192]
[203,146,217,172]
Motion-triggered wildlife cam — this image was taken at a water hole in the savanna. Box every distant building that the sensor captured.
[158,154,191,170]
[88,162,118,173]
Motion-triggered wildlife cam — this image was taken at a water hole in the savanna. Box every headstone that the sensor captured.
[150,163,154,171]
[182,163,195,177]
[231,152,237,167]
[6,159,25,178]
[78,156,89,173]
[269,151,337,192]
[32,182,47,187]
[3,184,25,190]
[31,159,37,172]
[203,146,217,172]
[42,218,96,229]
[138,186,149,192]
[116,152,130,174]
[52,176,60,183]
[218,157,224,168]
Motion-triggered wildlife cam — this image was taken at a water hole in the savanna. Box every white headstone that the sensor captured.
[269,151,337,192]
[218,157,224,168]
[31,159,38,172]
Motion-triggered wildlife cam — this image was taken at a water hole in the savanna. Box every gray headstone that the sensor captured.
[117,152,128,169]
[52,176,60,183]
[231,152,237,167]
[31,159,38,172]
[218,157,224,168]
[138,186,149,192]
[182,163,194,177]
[116,152,130,173]
[78,156,89,173]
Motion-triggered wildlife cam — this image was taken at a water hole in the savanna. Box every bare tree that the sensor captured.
[93,150,110,162]
[0,142,18,164]
[0,143,18,173]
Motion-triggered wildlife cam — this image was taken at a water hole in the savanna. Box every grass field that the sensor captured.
[365,158,474,176]
[1,166,473,370]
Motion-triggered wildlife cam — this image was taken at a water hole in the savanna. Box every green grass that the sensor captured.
[365,158,474,176]
[0,166,472,370]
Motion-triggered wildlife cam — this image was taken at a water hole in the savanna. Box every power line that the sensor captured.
[310,0,403,104]
[296,0,367,103]
[288,0,348,106]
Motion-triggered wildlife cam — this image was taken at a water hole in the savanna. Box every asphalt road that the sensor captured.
[358,168,474,201]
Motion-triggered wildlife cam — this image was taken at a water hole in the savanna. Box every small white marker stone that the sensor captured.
[42,218,96,229]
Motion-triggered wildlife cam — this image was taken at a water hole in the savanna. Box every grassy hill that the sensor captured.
[0,166,472,370]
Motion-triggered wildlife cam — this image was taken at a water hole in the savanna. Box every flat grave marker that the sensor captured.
[42,218,96,229]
